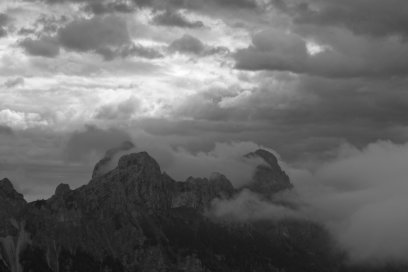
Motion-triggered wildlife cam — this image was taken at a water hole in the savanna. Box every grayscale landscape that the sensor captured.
[1,0,408,271]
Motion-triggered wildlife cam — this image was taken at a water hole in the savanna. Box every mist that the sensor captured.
[280,140,408,265]
[65,128,408,265]
[207,140,408,266]
[95,139,267,187]
[210,189,303,221]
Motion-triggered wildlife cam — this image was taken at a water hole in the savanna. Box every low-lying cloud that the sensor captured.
[210,189,302,221]
[206,139,408,266]
[285,140,408,264]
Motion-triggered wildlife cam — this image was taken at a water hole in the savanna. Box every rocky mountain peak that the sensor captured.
[117,151,161,172]
[246,149,279,170]
[244,149,293,198]
[54,183,71,197]
[0,149,353,272]
[0,178,26,236]
[0,178,25,204]
[92,140,135,178]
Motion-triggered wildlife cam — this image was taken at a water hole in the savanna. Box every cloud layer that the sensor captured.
[285,140,408,264]
[1,0,408,266]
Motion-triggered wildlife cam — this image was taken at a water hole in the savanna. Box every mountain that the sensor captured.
[0,148,399,272]
[244,149,293,198]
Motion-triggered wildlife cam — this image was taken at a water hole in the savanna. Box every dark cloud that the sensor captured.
[0,14,6,24]
[169,34,229,56]
[234,28,408,78]
[96,43,163,60]
[0,125,13,136]
[0,13,9,38]
[64,125,132,162]
[3,77,25,88]
[34,14,69,34]
[167,73,408,162]
[18,28,36,35]
[213,0,257,8]
[19,36,60,58]
[133,0,260,10]
[0,13,9,26]
[121,43,163,58]
[152,10,204,28]
[85,1,136,14]
[0,27,6,38]
[234,29,307,73]
[272,0,408,39]
[40,0,262,15]
[169,34,205,55]
[58,15,131,55]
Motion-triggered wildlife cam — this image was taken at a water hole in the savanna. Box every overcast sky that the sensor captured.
[1,0,408,201]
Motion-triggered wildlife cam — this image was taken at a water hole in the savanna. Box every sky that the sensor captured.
[1,0,408,265]
[0,0,407,197]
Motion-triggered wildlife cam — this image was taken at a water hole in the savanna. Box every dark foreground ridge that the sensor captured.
[0,150,406,272]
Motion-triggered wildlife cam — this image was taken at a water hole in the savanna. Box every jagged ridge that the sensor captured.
[0,149,351,272]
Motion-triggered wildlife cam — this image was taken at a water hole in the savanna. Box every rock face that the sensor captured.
[244,149,293,198]
[54,183,71,197]
[0,178,26,205]
[91,140,135,179]
[0,178,26,236]
[172,173,234,210]
[0,150,352,272]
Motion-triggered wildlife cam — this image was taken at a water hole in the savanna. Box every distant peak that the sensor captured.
[246,149,279,170]
[209,172,226,180]
[0,177,12,187]
[55,183,71,197]
[117,152,161,173]
[243,149,292,197]
[0,177,17,194]
[0,178,26,203]
[92,141,135,178]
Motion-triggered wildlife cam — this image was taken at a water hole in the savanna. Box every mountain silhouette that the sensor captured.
[0,149,405,272]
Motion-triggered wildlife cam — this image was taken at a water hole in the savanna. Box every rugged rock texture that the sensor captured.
[0,178,26,206]
[1,149,395,272]
[92,141,135,179]
[172,173,234,210]
[54,183,71,198]
[0,178,26,236]
[244,149,293,198]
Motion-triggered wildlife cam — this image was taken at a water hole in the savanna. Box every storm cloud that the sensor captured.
[19,36,60,58]
[0,13,8,37]
[1,0,408,266]
[64,125,132,162]
[0,125,13,136]
[152,10,204,28]
[235,28,408,78]
[57,14,132,59]
[272,0,408,38]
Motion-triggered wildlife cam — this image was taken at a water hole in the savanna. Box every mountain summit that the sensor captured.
[0,149,346,272]
[244,149,293,198]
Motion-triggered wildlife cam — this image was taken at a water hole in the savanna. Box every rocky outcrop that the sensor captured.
[54,183,71,198]
[0,178,26,236]
[91,140,134,179]
[172,172,234,210]
[0,178,26,206]
[244,149,293,198]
